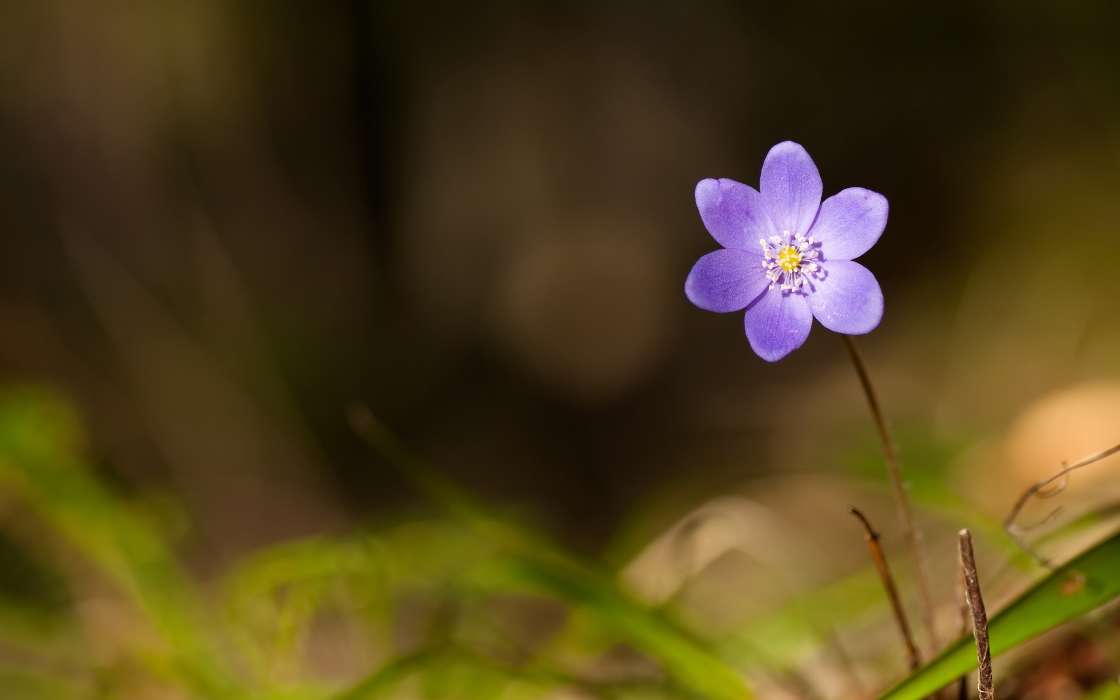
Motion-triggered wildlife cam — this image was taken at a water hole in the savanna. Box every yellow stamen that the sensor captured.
[777,245,802,272]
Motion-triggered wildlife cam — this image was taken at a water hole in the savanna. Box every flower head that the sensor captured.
[685,141,887,361]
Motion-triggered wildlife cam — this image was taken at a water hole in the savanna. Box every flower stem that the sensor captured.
[841,335,939,654]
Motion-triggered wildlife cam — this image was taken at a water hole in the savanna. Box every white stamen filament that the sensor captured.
[759,229,823,293]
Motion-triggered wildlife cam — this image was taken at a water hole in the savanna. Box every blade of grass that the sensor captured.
[1084,682,1120,700]
[0,669,85,700]
[0,389,237,698]
[475,554,750,700]
[348,406,753,700]
[333,649,436,700]
[336,644,704,700]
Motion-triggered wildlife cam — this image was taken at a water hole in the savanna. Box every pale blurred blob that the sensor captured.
[950,381,1120,564]
[1005,381,1120,487]
[621,496,794,605]
[618,480,941,695]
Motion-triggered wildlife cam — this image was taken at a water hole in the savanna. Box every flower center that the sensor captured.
[777,245,802,272]
[760,231,822,293]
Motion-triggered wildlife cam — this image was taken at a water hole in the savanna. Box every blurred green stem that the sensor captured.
[842,335,939,655]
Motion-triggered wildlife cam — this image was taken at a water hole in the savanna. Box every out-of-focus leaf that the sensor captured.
[1084,682,1120,700]
[351,409,753,700]
[880,531,1120,700]
[471,554,748,700]
[717,567,884,668]
[0,669,85,700]
[332,651,422,700]
[418,654,508,700]
[335,644,699,700]
[0,388,238,698]
[333,649,538,700]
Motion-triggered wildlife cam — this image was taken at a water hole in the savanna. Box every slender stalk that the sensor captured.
[1003,442,1120,567]
[958,529,994,700]
[850,507,922,671]
[842,335,938,653]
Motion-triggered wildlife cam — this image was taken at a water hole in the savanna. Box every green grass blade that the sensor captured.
[0,389,237,697]
[1085,682,1120,700]
[880,530,1120,700]
[484,555,749,700]
[0,669,86,700]
[333,650,436,700]
[350,409,752,700]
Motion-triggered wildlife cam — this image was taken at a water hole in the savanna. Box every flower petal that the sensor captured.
[685,249,769,313]
[695,178,776,250]
[743,289,813,362]
[807,260,883,334]
[809,188,888,261]
[759,141,823,237]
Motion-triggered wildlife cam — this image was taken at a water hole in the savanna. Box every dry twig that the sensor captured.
[1003,442,1120,566]
[959,529,994,700]
[850,507,922,671]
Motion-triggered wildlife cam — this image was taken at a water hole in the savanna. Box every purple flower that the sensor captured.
[685,141,887,362]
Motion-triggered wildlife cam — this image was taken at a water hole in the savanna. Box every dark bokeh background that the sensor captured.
[3,1,1120,567]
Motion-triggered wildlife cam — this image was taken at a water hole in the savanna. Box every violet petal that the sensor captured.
[695,178,776,250]
[685,249,769,312]
[809,187,888,261]
[807,260,883,334]
[759,141,823,237]
[743,288,813,362]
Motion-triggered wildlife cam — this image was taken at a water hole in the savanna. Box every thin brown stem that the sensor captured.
[958,529,994,700]
[843,335,938,652]
[1003,442,1120,567]
[850,507,922,671]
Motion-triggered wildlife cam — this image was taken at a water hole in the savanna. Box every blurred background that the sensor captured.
[2,2,1120,699]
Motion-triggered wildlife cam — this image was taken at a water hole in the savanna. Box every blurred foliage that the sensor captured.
[0,389,750,699]
[1086,683,1120,700]
[1,387,1117,700]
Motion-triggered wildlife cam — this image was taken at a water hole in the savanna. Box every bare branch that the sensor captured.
[1003,442,1120,567]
